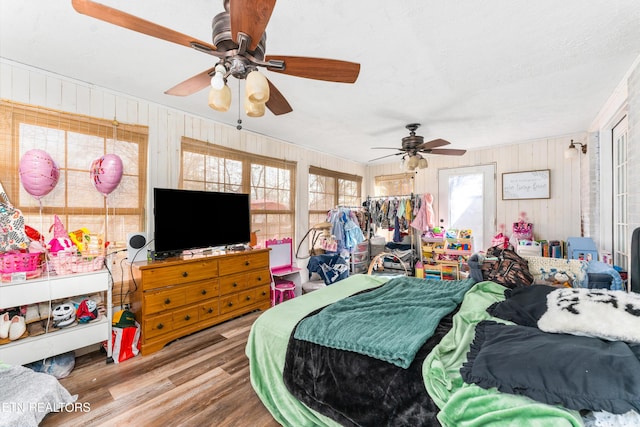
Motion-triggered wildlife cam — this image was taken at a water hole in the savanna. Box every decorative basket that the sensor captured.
[48,252,105,275]
[0,252,43,282]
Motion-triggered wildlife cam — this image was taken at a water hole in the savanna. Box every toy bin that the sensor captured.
[0,252,43,282]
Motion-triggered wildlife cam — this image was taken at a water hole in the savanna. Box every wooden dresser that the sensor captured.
[130,249,271,355]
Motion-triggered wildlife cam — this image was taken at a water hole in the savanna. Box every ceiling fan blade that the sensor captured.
[369,152,403,162]
[230,0,276,52]
[265,56,360,83]
[426,148,467,156]
[416,138,450,151]
[265,79,293,115]
[371,147,405,150]
[71,0,217,53]
[164,67,215,96]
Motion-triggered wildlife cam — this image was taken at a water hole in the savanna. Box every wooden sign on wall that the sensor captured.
[502,169,550,200]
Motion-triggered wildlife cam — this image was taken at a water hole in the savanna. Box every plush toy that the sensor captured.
[545,272,573,288]
[48,215,77,254]
[52,303,76,328]
[76,299,98,323]
[48,237,75,254]
[69,228,90,251]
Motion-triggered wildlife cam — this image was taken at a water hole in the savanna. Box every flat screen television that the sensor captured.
[153,188,251,259]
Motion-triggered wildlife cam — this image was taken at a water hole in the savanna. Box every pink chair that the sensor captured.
[272,278,296,305]
[266,238,300,306]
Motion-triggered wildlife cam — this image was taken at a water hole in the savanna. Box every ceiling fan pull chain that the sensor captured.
[236,80,243,130]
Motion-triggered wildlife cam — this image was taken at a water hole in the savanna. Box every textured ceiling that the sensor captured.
[2,0,640,164]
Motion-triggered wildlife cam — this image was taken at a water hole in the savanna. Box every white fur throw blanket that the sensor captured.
[538,288,640,343]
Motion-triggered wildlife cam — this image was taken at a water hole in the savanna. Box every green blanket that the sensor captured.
[294,276,474,368]
[423,281,585,427]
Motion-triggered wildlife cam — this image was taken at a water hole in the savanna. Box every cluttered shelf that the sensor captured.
[0,269,111,366]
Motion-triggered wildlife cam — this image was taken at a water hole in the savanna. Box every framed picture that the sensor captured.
[502,169,550,200]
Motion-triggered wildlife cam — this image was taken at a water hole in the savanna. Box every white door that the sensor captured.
[438,164,496,251]
[612,116,629,270]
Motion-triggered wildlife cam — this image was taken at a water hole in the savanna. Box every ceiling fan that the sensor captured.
[369,123,467,169]
[71,0,360,117]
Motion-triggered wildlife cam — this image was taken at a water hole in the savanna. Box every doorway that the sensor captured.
[437,164,496,251]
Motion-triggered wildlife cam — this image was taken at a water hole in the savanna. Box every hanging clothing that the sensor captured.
[410,194,431,233]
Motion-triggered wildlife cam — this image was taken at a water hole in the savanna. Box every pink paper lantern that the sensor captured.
[90,154,123,196]
[18,149,60,200]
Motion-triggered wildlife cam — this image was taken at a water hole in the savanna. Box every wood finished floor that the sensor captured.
[40,311,281,427]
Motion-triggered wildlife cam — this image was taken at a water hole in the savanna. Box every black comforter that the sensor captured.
[283,300,457,427]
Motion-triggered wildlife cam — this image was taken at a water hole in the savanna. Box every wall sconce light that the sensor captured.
[564,140,587,159]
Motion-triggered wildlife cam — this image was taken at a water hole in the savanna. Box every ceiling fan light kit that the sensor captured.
[245,96,266,117]
[245,70,270,103]
[208,85,232,112]
[71,0,360,117]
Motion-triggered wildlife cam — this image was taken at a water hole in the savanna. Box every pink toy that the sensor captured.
[18,149,60,200]
[48,237,75,254]
[90,154,123,196]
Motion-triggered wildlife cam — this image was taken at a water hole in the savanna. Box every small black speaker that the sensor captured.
[127,232,148,263]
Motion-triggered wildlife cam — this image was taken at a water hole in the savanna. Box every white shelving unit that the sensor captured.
[0,269,112,366]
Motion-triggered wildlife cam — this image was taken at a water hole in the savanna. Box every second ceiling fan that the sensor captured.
[71,0,361,116]
[370,123,467,169]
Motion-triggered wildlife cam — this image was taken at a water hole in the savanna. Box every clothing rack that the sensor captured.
[366,193,415,201]
[364,193,424,273]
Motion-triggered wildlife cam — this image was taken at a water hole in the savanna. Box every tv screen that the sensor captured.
[153,188,251,258]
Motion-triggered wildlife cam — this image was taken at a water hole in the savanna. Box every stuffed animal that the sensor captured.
[76,299,99,323]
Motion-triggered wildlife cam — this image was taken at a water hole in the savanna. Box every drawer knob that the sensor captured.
[257,276,262,281]
[246,296,251,301]
[261,291,267,296]
[164,298,171,305]
[157,323,164,330]
[207,308,213,314]
[184,315,191,321]
[245,261,250,266]
[232,282,238,287]
[182,271,188,278]
[201,289,207,295]
[227,302,233,307]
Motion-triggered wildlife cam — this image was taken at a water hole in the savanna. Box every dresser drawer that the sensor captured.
[247,268,270,288]
[140,258,218,290]
[252,285,271,305]
[145,287,188,315]
[144,312,173,339]
[220,285,269,315]
[185,279,218,304]
[218,251,269,276]
[173,306,199,329]
[198,300,219,321]
[219,272,250,295]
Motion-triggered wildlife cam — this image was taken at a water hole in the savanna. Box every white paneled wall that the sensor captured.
[3,55,639,257]
[366,134,588,246]
[0,59,365,250]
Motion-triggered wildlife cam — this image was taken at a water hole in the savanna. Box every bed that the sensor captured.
[245,273,640,427]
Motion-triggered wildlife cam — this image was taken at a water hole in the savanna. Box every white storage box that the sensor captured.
[516,241,542,257]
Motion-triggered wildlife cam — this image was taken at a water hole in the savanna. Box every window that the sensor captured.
[180,137,296,246]
[374,173,415,197]
[308,166,362,227]
[0,101,148,250]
